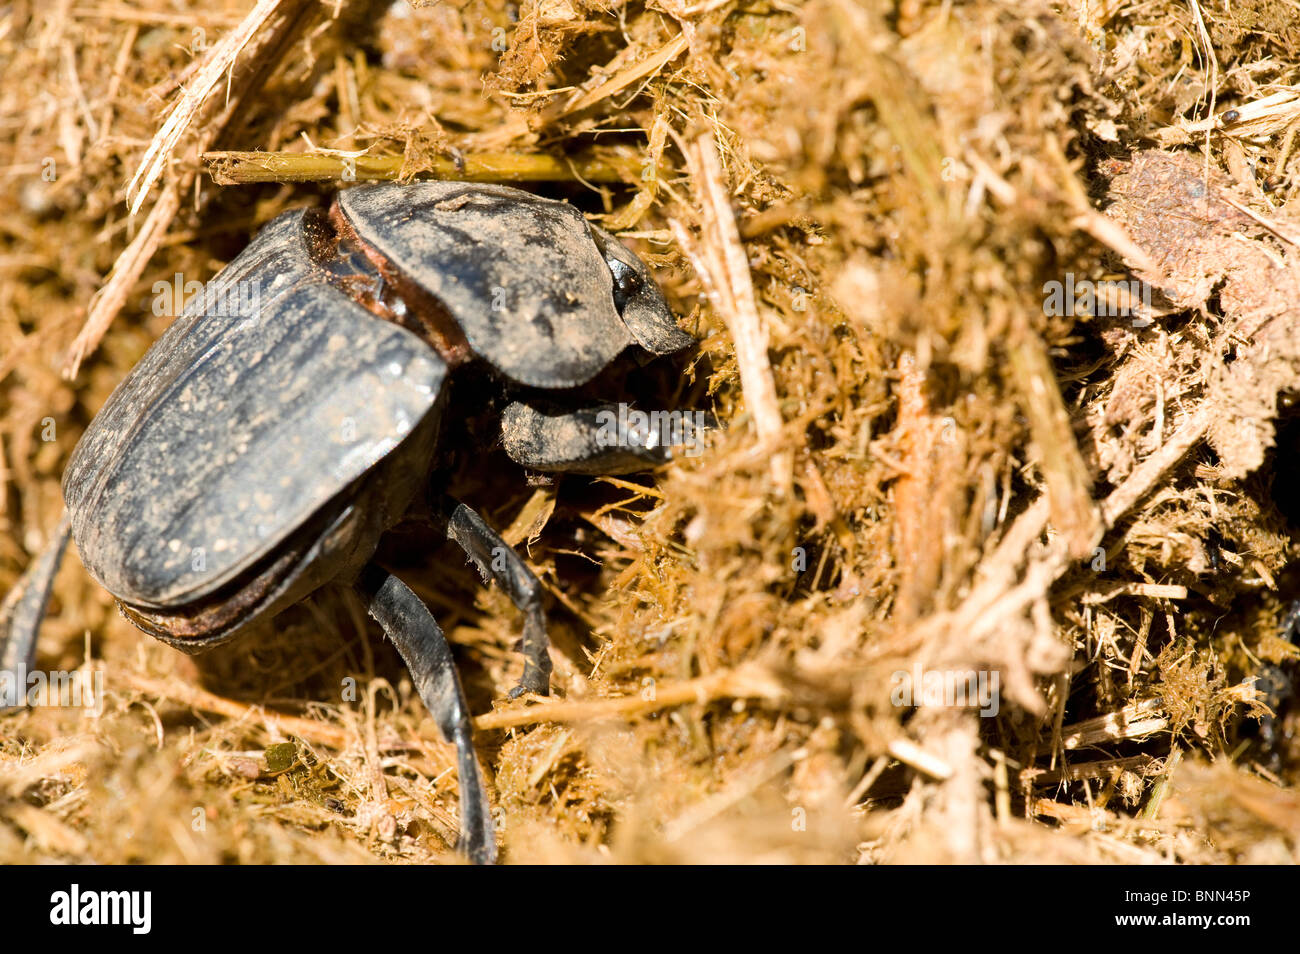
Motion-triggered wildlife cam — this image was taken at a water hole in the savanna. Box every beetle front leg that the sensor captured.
[1,513,71,710]
[443,500,551,698]
[501,399,713,475]
[356,564,496,865]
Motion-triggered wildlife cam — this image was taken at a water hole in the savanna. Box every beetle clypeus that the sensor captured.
[0,181,698,864]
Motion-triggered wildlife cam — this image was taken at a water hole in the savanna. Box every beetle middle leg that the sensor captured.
[442,500,551,698]
[355,564,496,864]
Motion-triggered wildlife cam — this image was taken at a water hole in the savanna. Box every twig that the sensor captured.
[65,182,180,376]
[1005,318,1101,558]
[72,5,246,26]
[1141,744,1181,821]
[1098,407,1211,525]
[1058,698,1168,750]
[6,803,89,856]
[887,738,954,780]
[119,671,452,776]
[122,663,783,737]
[969,405,1211,608]
[891,351,949,621]
[1022,754,1162,786]
[204,150,633,185]
[1080,582,1190,604]
[1179,88,1300,137]
[662,748,795,843]
[671,132,788,488]
[1218,192,1300,246]
[121,672,352,748]
[911,404,1211,715]
[473,663,784,730]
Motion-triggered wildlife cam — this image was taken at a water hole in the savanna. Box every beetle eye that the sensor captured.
[608,257,640,312]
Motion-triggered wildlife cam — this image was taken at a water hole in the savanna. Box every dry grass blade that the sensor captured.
[124,0,283,215]
[1180,87,1300,137]
[671,132,787,488]
[63,0,318,376]
[544,33,688,122]
[1005,322,1100,559]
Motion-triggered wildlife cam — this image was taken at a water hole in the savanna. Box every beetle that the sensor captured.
[0,181,697,864]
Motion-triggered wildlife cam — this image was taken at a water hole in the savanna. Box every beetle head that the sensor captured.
[587,223,694,356]
[607,256,641,314]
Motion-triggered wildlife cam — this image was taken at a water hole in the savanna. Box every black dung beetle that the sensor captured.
[0,181,698,864]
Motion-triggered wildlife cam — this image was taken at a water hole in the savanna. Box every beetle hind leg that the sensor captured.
[356,564,496,864]
[1,514,71,710]
[443,500,551,698]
